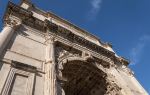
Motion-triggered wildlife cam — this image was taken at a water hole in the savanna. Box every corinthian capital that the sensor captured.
[4,16,22,28]
[45,35,56,44]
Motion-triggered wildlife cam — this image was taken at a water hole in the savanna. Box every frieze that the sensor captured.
[5,2,45,31]
[5,2,118,65]
[23,17,46,31]
[45,21,115,61]
[45,19,58,32]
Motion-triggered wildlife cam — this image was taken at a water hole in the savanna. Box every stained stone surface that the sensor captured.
[0,0,148,95]
[9,74,28,95]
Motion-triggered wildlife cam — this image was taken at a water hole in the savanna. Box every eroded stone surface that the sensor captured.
[0,1,148,95]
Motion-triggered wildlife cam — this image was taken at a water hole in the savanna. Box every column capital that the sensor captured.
[4,16,22,29]
[45,36,56,44]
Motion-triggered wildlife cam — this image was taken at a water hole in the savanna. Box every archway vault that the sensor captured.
[62,60,108,95]
[57,55,122,95]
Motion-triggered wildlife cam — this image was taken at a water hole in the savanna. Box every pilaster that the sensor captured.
[44,36,57,95]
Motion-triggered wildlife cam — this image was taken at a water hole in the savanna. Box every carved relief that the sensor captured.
[55,45,81,87]
[105,74,122,95]
[1,1,147,95]
[5,2,116,63]
[4,16,22,29]
[55,45,81,62]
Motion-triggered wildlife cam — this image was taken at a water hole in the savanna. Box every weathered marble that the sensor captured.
[0,0,148,95]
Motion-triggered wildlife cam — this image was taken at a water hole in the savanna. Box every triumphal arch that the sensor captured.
[0,0,148,95]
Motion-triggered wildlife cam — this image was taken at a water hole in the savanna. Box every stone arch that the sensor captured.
[57,56,109,95]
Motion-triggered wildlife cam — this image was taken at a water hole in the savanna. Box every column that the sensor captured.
[57,62,66,95]
[0,17,21,55]
[44,36,57,95]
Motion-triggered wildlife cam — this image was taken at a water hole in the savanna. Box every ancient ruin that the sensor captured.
[0,0,148,95]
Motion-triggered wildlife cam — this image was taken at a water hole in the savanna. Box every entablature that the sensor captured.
[3,1,129,67]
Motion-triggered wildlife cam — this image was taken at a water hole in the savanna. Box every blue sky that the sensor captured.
[0,0,150,93]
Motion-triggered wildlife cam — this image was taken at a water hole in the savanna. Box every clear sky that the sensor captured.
[0,0,150,93]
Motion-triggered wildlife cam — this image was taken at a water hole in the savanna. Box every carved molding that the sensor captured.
[4,17,21,28]
[5,2,33,20]
[1,65,35,95]
[4,2,45,31]
[56,46,81,71]
[11,60,37,73]
[4,2,117,65]
[56,47,80,61]
[54,45,122,95]
[4,2,131,69]
[45,35,56,45]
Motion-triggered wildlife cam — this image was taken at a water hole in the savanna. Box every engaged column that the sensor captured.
[0,17,21,55]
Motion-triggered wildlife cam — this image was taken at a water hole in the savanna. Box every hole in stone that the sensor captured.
[89,77,92,81]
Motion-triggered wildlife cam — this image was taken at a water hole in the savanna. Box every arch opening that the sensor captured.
[61,60,108,95]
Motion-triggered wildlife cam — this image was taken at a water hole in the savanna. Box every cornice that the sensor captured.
[4,2,33,19]
[44,19,115,60]
[0,58,45,74]
[46,12,101,42]
[4,2,45,31]
[3,2,129,66]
